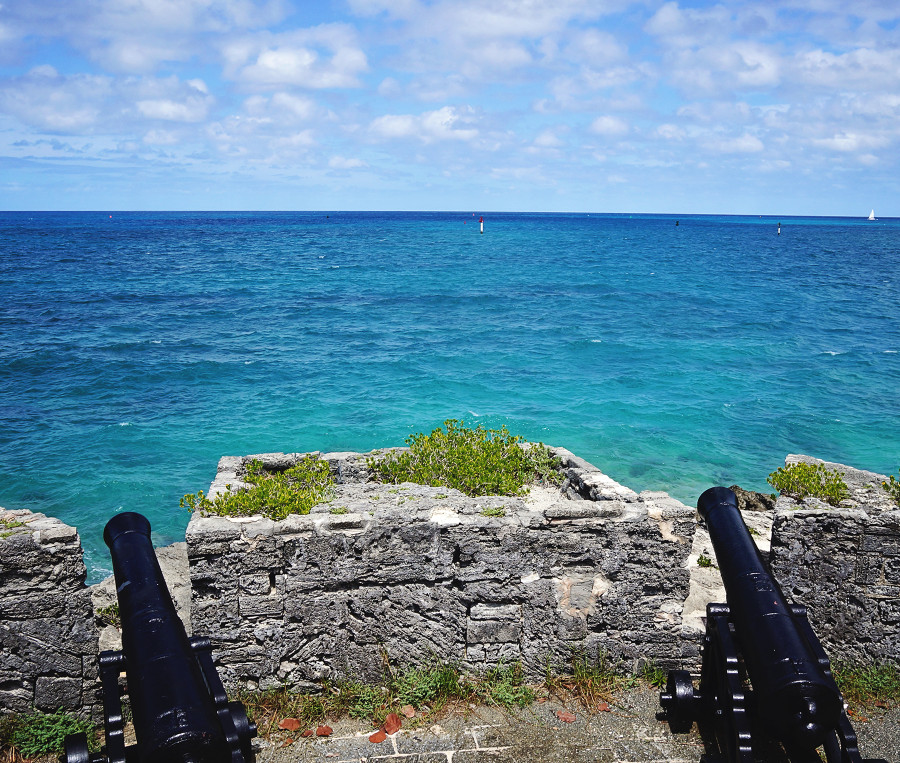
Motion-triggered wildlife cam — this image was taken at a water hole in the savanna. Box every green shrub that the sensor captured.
[697,554,714,568]
[882,471,900,507]
[0,710,96,758]
[767,462,849,506]
[368,419,561,497]
[181,456,334,520]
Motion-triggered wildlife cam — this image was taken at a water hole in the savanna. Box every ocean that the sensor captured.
[1,211,898,581]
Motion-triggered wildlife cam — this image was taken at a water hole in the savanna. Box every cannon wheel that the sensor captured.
[661,670,697,734]
[229,700,257,761]
[63,732,91,763]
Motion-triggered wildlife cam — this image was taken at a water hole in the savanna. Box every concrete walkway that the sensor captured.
[252,685,900,763]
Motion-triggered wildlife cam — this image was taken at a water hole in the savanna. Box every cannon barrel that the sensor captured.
[104,511,233,763]
[698,486,842,749]
[63,512,255,763]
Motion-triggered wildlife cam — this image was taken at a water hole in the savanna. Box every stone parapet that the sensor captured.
[0,508,98,715]
[769,456,900,666]
[187,448,696,692]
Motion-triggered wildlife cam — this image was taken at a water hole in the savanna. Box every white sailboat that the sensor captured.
[868,209,875,220]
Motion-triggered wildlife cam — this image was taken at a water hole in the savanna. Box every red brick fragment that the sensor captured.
[369,730,387,743]
[278,718,301,731]
[316,725,333,737]
[300,729,313,738]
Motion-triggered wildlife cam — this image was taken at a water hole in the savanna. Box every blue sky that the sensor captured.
[1,0,898,214]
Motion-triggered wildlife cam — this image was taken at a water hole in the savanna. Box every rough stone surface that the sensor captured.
[0,507,99,715]
[188,447,697,691]
[769,455,900,666]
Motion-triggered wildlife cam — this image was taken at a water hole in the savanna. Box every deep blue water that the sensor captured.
[1,211,898,581]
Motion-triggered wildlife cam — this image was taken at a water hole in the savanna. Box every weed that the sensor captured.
[882,471,900,507]
[181,456,334,520]
[481,507,506,517]
[391,665,463,714]
[767,462,849,507]
[329,507,349,515]
[96,603,121,628]
[544,649,658,709]
[639,662,667,689]
[0,518,25,539]
[697,554,714,568]
[235,685,330,737]
[368,419,561,498]
[0,710,96,758]
[237,660,535,740]
[834,663,900,709]
[472,663,534,708]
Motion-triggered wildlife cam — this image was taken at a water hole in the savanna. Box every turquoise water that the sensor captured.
[1,211,898,580]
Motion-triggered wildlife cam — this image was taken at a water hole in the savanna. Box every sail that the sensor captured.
[868,209,875,220]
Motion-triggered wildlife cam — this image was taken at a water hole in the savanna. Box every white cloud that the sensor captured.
[4,0,288,73]
[369,106,478,143]
[590,115,629,136]
[0,68,217,134]
[137,98,208,121]
[356,0,606,39]
[0,67,110,131]
[225,25,368,89]
[329,156,368,168]
[533,129,563,147]
[795,47,900,90]
[143,129,180,145]
[656,124,686,140]
[707,133,765,153]
[369,114,418,139]
[561,29,628,66]
[812,132,889,152]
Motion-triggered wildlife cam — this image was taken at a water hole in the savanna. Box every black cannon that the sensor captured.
[64,512,256,763]
[660,487,884,763]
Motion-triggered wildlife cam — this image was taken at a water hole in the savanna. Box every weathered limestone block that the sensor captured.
[769,456,900,667]
[187,448,696,691]
[0,508,98,715]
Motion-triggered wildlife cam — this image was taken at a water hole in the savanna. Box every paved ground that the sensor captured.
[252,685,899,763]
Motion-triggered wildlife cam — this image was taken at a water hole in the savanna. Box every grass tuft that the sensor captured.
[0,710,96,759]
[834,663,900,709]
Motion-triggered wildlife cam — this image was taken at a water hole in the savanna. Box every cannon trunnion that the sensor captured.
[660,487,885,763]
[65,512,256,763]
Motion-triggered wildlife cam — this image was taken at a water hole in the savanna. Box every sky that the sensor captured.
[1,0,899,214]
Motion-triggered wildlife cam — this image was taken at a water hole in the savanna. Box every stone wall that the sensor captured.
[187,447,697,692]
[0,508,98,715]
[769,455,900,666]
